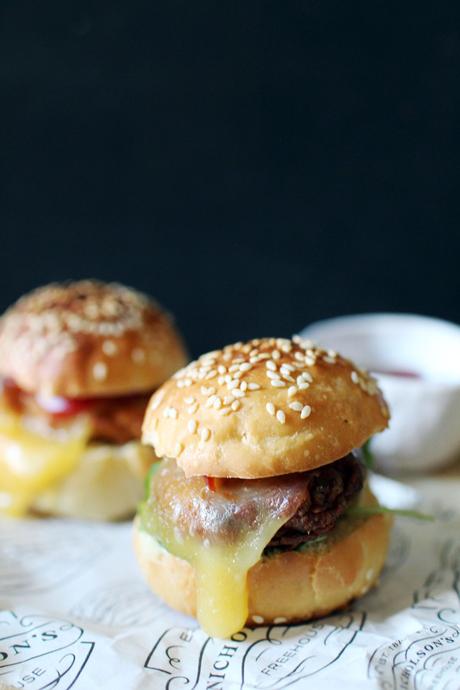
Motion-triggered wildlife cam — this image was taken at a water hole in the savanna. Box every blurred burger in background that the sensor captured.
[0,280,187,519]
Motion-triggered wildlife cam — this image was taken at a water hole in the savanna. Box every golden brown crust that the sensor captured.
[142,337,389,478]
[0,281,188,398]
[134,508,393,627]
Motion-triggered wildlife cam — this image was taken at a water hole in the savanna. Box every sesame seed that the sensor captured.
[102,340,117,356]
[219,407,231,415]
[217,365,227,374]
[184,396,195,405]
[281,363,295,372]
[213,397,222,410]
[93,362,107,381]
[169,407,178,419]
[187,403,198,414]
[205,369,217,379]
[294,351,304,361]
[266,370,280,380]
[305,356,316,366]
[301,372,313,382]
[206,395,217,408]
[281,372,295,382]
[150,389,164,410]
[271,379,286,387]
[252,615,264,624]
[289,401,303,411]
[351,371,359,383]
[239,362,252,372]
[301,405,312,419]
[201,386,215,396]
[297,381,310,390]
[274,617,287,624]
[271,350,281,360]
[323,356,336,364]
[188,419,197,433]
[248,382,260,390]
[200,427,211,442]
[231,400,241,411]
[174,442,183,455]
[227,380,239,390]
[229,364,240,373]
[266,402,275,416]
[287,385,297,397]
[200,350,219,360]
[266,360,277,371]
[232,388,245,398]
[223,395,234,405]
[240,381,248,391]
[276,410,286,424]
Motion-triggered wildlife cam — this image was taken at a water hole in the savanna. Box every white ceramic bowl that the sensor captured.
[300,313,460,473]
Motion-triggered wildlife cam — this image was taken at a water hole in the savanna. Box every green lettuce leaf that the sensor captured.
[347,505,434,521]
[362,439,375,470]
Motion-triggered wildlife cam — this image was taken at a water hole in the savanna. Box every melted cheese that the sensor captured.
[0,411,90,516]
[193,517,286,637]
[144,510,287,638]
[140,458,309,638]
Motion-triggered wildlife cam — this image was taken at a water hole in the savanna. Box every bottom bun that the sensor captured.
[134,499,392,628]
[33,441,154,520]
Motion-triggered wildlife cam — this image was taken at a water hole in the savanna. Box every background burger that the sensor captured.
[135,336,392,638]
[0,280,187,519]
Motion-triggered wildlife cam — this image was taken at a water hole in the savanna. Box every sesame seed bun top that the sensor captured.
[142,337,390,478]
[0,280,188,398]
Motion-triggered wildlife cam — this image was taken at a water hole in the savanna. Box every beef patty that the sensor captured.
[268,454,364,550]
[144,453,365,553]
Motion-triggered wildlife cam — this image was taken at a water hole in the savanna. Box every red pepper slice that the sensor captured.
[206,476,224,492]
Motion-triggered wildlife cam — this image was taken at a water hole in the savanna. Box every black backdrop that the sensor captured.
[1,1,459,356]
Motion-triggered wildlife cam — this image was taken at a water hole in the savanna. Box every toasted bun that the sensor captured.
[134,502,393,627]
[33,441,154,520]
[142,337,389,478]
[0,280,188,398]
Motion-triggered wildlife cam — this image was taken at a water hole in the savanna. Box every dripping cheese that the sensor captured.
[0,410,90,516]
[140,458,310,637]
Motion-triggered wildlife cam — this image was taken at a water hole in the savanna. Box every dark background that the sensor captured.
[1,1,459,357]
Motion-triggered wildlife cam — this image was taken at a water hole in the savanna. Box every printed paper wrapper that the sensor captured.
[0,474,459,690]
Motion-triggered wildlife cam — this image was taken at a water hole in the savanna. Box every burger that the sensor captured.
[0,280,187,519]
[135,337,392,638]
